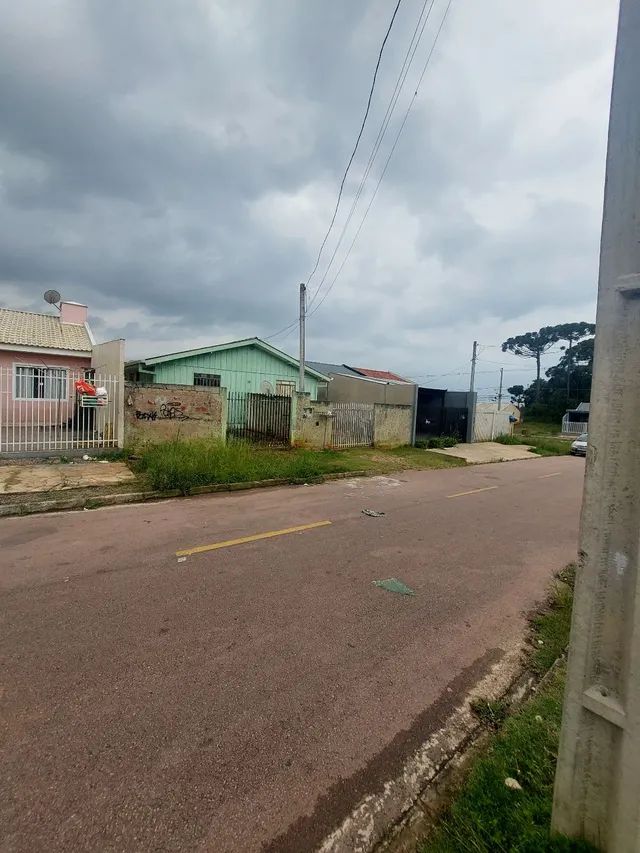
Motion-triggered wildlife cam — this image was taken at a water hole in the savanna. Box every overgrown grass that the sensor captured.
[517,420,563,438]
[131,439,464,494]
[420,565,595,853]
[494,433,572,457]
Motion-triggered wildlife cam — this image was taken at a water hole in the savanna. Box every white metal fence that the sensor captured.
[332,402,374,448]
[0,367,122,453]
[561,415,588,435]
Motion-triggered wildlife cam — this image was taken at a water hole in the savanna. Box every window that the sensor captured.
[14,366,68,400]
[193,372,221,388]
[275,380,296,397]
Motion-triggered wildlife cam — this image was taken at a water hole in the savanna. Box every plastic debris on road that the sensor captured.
[177,556,187,563]
[373,577,415,596]
[362,509,385,517]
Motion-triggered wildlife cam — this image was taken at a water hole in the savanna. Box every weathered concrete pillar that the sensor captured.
[552,2,640,850]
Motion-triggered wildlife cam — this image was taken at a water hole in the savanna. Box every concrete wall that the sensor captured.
[473,409,513,442]
[291,394,412,449]
[324,373,415,405]
[476,401,521,421]
[92,339,125,447]
[291,393,333,449]
[124,382,226,446]
[373,403,413,447]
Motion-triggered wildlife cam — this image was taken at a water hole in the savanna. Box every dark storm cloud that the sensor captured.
[0,0,618,377]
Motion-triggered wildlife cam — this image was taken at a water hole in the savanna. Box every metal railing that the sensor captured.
[0,367,121,453]
[227,391,292,445]
[561,415,588,435]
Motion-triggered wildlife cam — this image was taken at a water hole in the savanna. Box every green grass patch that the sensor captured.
[421,666,594,853]
[494,432,572,457]
[420,565,594,853]
[130,440,464,494]
[530,565,576,676]
[518,420,563,438]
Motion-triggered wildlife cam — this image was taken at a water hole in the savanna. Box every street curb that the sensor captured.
[317,645,558,853]
[373,655,567,853]
[0,471,367,518]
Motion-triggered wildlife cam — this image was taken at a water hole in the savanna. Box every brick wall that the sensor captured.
[124,382,226,446]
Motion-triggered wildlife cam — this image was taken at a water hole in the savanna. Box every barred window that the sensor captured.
[14,366,68,400]
[194,372,221,388]
[275,381,296,397]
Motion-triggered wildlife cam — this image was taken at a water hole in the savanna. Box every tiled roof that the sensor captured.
[0,308,92,352]
[351,367,409,382]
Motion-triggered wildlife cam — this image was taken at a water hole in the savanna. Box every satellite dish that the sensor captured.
[260,380,274,395]
[44,289,61,306]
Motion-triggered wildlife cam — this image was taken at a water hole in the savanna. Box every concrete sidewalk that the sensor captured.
[0,461,135,495]
[429,441,536,464]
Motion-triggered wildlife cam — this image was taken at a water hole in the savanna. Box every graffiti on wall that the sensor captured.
[135,398,192,422]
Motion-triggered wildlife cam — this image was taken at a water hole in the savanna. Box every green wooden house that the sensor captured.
[125,337,329,397]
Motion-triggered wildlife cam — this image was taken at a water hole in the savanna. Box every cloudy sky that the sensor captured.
[0,0,618,396]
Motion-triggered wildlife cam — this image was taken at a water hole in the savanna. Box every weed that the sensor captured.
[420,566,591,853]
[132,439,464,494]
[530,565,576,676]
[421,666,595,853]
[470,698,509,729]
[415,436,458,449]
[494,433,572,457]
[494,434,523,445]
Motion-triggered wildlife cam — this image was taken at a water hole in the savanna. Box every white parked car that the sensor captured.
[570,432,588,457]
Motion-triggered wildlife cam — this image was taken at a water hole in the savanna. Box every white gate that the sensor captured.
[332,402,374,448]
[0,367,122,453]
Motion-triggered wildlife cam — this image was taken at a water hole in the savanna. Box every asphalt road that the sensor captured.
[0,456,584,852]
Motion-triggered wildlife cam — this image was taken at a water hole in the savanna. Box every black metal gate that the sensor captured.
[227,392,292,445]
[415,387,471,442]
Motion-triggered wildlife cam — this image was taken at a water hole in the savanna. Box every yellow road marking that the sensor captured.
[176,520,332,557]
[446,485,498,499]
[539,472,562,478]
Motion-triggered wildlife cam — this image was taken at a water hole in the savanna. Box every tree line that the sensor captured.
[502,322,595,419]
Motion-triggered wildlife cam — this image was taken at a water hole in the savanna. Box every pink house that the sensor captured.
[0,302,94,433]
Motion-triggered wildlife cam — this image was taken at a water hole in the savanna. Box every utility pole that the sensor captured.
[497,367,504,411]
[298,282,306,393]
[467,340,478,444]
[469,341,477,393]
[552,2,640,850]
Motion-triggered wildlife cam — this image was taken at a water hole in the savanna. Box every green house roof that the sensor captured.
[143,337,329,380]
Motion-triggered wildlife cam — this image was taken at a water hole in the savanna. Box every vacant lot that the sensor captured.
[131,439,465,493]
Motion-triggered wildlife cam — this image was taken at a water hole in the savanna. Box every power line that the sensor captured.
[307,0,454,319]
[306,0,437,312]
[264,319,299,341]
[305,0,404,290]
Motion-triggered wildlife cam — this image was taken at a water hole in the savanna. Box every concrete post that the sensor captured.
[552,2,640,850]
